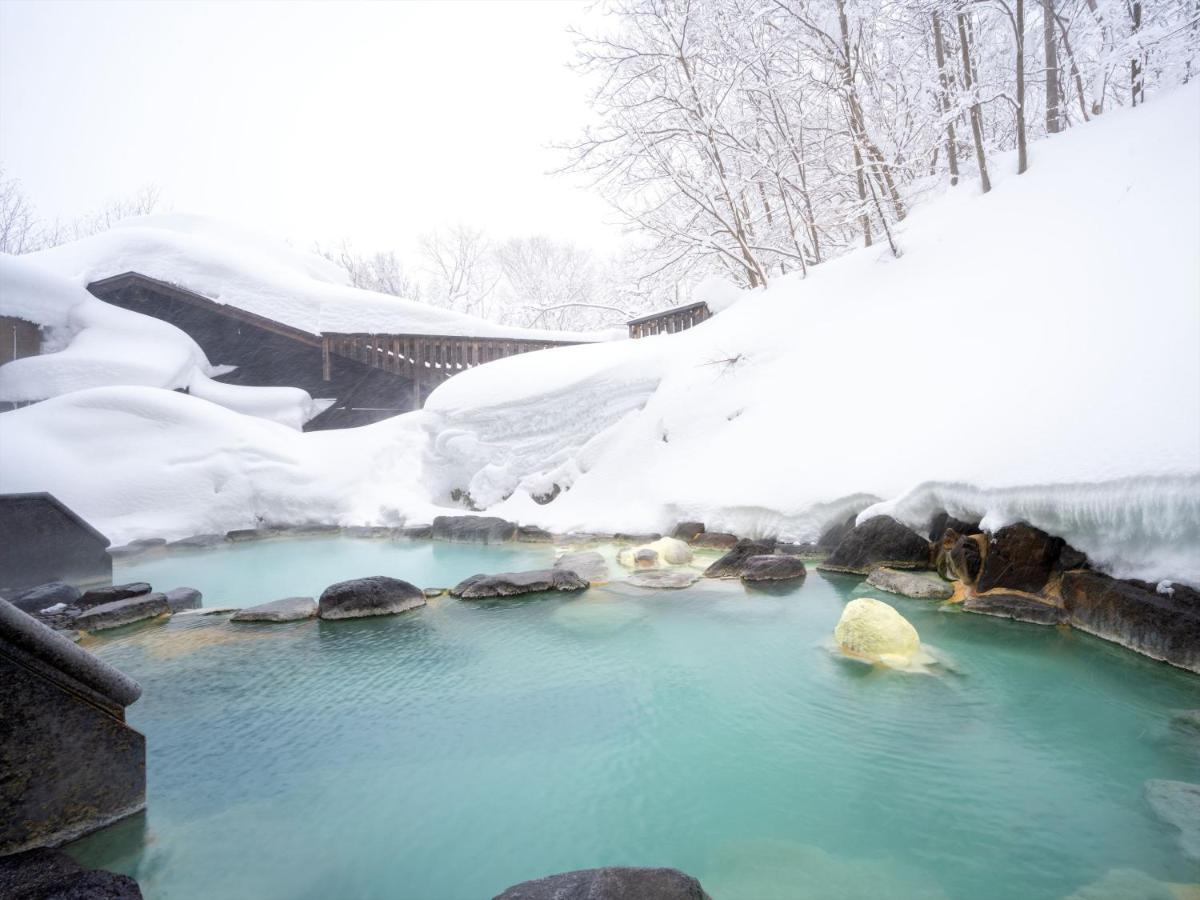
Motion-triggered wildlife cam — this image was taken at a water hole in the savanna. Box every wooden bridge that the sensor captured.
[87,272,582,428]
[626,300,711,339]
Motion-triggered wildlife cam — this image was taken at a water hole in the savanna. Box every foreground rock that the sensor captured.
[834,597,922,667]
[703,539,776,578]
[231,596,317,622]
[627,570,700,590]
[963,592,1066,625]
[866,567,953,600]
[818,516,931,575]
[78,582,152,609]
[740,555,807,583]
[431,515,517,544]
[74,594,170,632]
[1144,779,1200,862]
[6,581,81,614]
[0,848,142,899]
[1061,571,1199,672]
[554,551,610,584]
[451,569,588,600]
[164,587,202,613]
[494,867,710,900]
[317,577,426,620]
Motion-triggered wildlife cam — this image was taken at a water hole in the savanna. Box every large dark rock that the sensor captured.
[317,577,426,620]
[0,493,112,593]
[817,513,858,552]
[944,533,985,584]
[926,511,982,542]
[0,848,143,899]
[451,569,588,600]
[77,583,152,610]
[6,582,81,614]
[818,516,931,575]
[431,515,518,544]
[740,555,807,583]
[671,522,706,542]
[1060,571,1200,672]
[976,522,1065,594]
[964,592,1067,626]
[163,587,202,613]
[494,867,710,900]
[690,532,738,551]
[74,594,170,632]
[703,539,776,578]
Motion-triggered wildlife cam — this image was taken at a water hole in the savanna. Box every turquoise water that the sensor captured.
[67,538,1198,899]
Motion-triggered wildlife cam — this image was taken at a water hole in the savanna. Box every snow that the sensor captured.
[27,213,618,343]
[1,85,1197,584]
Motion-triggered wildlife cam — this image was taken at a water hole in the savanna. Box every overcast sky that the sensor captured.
[0,0,624,258]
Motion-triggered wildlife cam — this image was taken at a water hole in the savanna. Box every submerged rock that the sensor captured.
[6,581,81,614]
[671,521,706,542]
[164,587,202,613]
[703,539,776,578]
[0,848,143,900]
[1144,779,1200,862]
[317,577,426,620]
[818,517,931,575]
[963,592,1066,625]
[451,569,588,600]
[78,582,152,609]
[231,596,317,622]
[431,515,517,544]
[1060,571,1200,673]
[554,551,610,584]
[834,597,921,666]
[75,593,170,631]
[627,570,700,590]
[866,567,953,600]
[740,555,807,583]
[494,866,711,900]
[976,522,1066,594]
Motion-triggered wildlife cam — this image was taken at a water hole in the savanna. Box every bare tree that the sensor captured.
[0,168,38,254]
[420,224,500,318]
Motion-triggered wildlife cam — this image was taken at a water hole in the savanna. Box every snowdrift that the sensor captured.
[1,86,1197,584]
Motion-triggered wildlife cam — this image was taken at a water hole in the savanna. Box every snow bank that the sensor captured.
[29,213,617,342]
[422,84,1200,584]
[0,254,318,429]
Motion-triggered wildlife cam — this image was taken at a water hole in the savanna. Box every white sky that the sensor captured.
[0,0,624,258]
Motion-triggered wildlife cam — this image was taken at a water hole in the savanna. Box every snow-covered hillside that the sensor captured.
[1,86,1197,584]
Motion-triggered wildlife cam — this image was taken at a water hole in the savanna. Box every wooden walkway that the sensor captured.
[626,300,711,338]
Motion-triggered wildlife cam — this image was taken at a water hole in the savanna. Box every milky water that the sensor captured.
[66,537,1198,899]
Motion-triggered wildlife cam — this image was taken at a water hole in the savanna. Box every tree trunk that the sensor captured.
[1130,2,1144,106]
[1043,0,1060,133]
[1016,0,1029,172]
[957,11,992,193]
[853,144,872,247]
[932,13,960,186]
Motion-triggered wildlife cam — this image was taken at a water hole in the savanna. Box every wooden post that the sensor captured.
[321,336,331,381]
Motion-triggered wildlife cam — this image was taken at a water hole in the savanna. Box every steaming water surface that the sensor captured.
[66,537,1199,899]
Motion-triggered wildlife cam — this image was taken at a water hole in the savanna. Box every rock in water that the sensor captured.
[976,522,1066,594]
[963,592,1066,625]
[431,515,518,544]
[627,570,700,590]
[703,539,776,578]
[317,577,426,620]
[818,517,931,575]
[1144,780,1200,862]
[231,597,318,622]
[740,556,807,582]
[451,569,589,600]
[78,582,152,609]
[554,551,610,584]
[5,581,81,614]
[867,567,953,600]
[74,594,171,631]
[493,866,711,900]
[647,536,694,565]
[690,532,738,550]
[834,597,921,666]
[164,587,202,613]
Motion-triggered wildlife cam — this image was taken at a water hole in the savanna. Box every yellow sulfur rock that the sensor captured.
[834,597,922,667]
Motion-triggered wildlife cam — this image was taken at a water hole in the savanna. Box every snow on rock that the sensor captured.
[0,254,318,429]
[421,84,1200,584]
[28,213,618,343]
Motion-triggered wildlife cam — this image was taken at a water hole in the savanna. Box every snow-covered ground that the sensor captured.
[1,85,1197,584]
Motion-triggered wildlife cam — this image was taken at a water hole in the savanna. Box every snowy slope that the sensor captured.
[0,255,319,429]
[28,214,616,342]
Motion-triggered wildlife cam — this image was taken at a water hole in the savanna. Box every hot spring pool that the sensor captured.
[65,536,1197,899]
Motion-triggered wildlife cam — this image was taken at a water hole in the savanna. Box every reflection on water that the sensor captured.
[63,538,1199,900]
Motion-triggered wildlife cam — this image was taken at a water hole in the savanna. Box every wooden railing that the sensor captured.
[627,301,711,339]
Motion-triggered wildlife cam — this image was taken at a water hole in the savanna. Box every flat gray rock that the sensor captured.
[555,551,610,584]
[78,582,152,609]
[318,576,426,620]
[494,866,710,900]
[164,587,202,613]
[231,596,317,622]
[964,592,1066,626]
[866,567,953,600]
[451,569,588,600]
[431,515,517,544]
[740,555,807,582]
[74,593,170,632]
[627,570,699,590]
[6,581,81,614]
[1144,779,1200,862]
